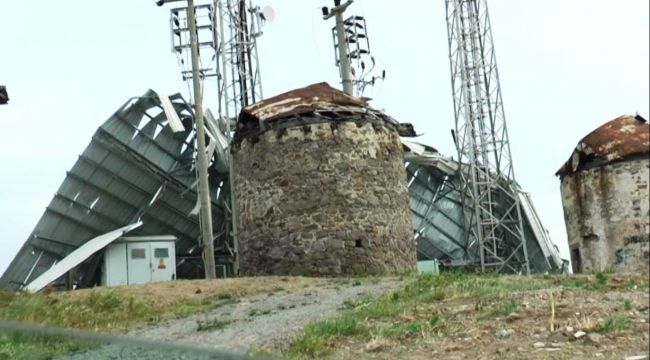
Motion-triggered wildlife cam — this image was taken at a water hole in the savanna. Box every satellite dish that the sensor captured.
[261,6,275,22]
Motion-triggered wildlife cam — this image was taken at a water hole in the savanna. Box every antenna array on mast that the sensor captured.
[323,0,384,97]
[214,0,265,123]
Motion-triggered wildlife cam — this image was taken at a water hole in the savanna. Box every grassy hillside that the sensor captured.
[287,272,649,359]
[0,273,647,359]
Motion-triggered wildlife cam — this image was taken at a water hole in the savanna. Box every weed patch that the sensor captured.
[597,315,631,333]
[289,318,367,357]
[0,332,95,360]
[196,319,232,332]
[491,300,519,317]
[623,299,633,311]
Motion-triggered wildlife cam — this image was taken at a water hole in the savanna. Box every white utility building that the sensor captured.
[102,236,177,286]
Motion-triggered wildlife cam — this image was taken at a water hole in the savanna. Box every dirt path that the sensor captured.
[58,277,403,359]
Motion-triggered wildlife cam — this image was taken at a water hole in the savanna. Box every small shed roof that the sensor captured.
[556,114,650,176]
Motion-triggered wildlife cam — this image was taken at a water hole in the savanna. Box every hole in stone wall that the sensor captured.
[570,247,581,273]
[329,121,340,133]
[355,239,363,248]
[275,128,287,139]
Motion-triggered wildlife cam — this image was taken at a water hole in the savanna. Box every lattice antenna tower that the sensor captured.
[323,0,384,97]
[213,0,267,125]
[445,0,530,273]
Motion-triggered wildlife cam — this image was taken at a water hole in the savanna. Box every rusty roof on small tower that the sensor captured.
[241,82,368,123]
[234,82,416,145]
[556,114,650,176]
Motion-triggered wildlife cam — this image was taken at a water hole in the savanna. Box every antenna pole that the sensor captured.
[188,0,217,279]
[324,0,354,95]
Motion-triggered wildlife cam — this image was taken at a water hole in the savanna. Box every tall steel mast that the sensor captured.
[213,0,266,275]
[445,0,530,273]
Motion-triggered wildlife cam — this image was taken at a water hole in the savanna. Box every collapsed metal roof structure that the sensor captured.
[0,89,566,290]
[0,90,234,290]
[403,141,566,273]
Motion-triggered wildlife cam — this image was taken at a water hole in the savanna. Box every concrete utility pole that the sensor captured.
[187,0,217,279]
[323,0,354,95]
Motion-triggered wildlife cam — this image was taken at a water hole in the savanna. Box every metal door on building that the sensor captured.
[150,242,175,282]
[126,243,152,285]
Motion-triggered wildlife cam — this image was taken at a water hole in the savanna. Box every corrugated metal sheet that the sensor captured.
[557,114,650,176]
[404,141,566,273]
[0,90,232,290]
[24,222,142,292]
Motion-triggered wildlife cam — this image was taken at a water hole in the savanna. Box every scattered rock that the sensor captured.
[547,330,568,343]
[550,342,564,348]
[535,327,549,334]
[604,293,618,301]
[586,332,602,345]
[505,313,522,323]
[533,342,545,348]
[495,328,515,339]
[625,355,649,360]
[565,326,574,333]
[574,330,587,339]
[194,288,202,294]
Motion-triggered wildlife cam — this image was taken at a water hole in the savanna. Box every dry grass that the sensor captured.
[53,276,333,308]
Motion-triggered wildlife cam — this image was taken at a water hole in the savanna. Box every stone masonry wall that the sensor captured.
[561,157,649,273]
[232,120,417,276]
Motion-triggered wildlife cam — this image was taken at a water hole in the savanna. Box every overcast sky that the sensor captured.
[0,0,648,274]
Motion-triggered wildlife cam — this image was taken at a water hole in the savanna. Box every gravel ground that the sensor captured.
[58,278,403,359]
